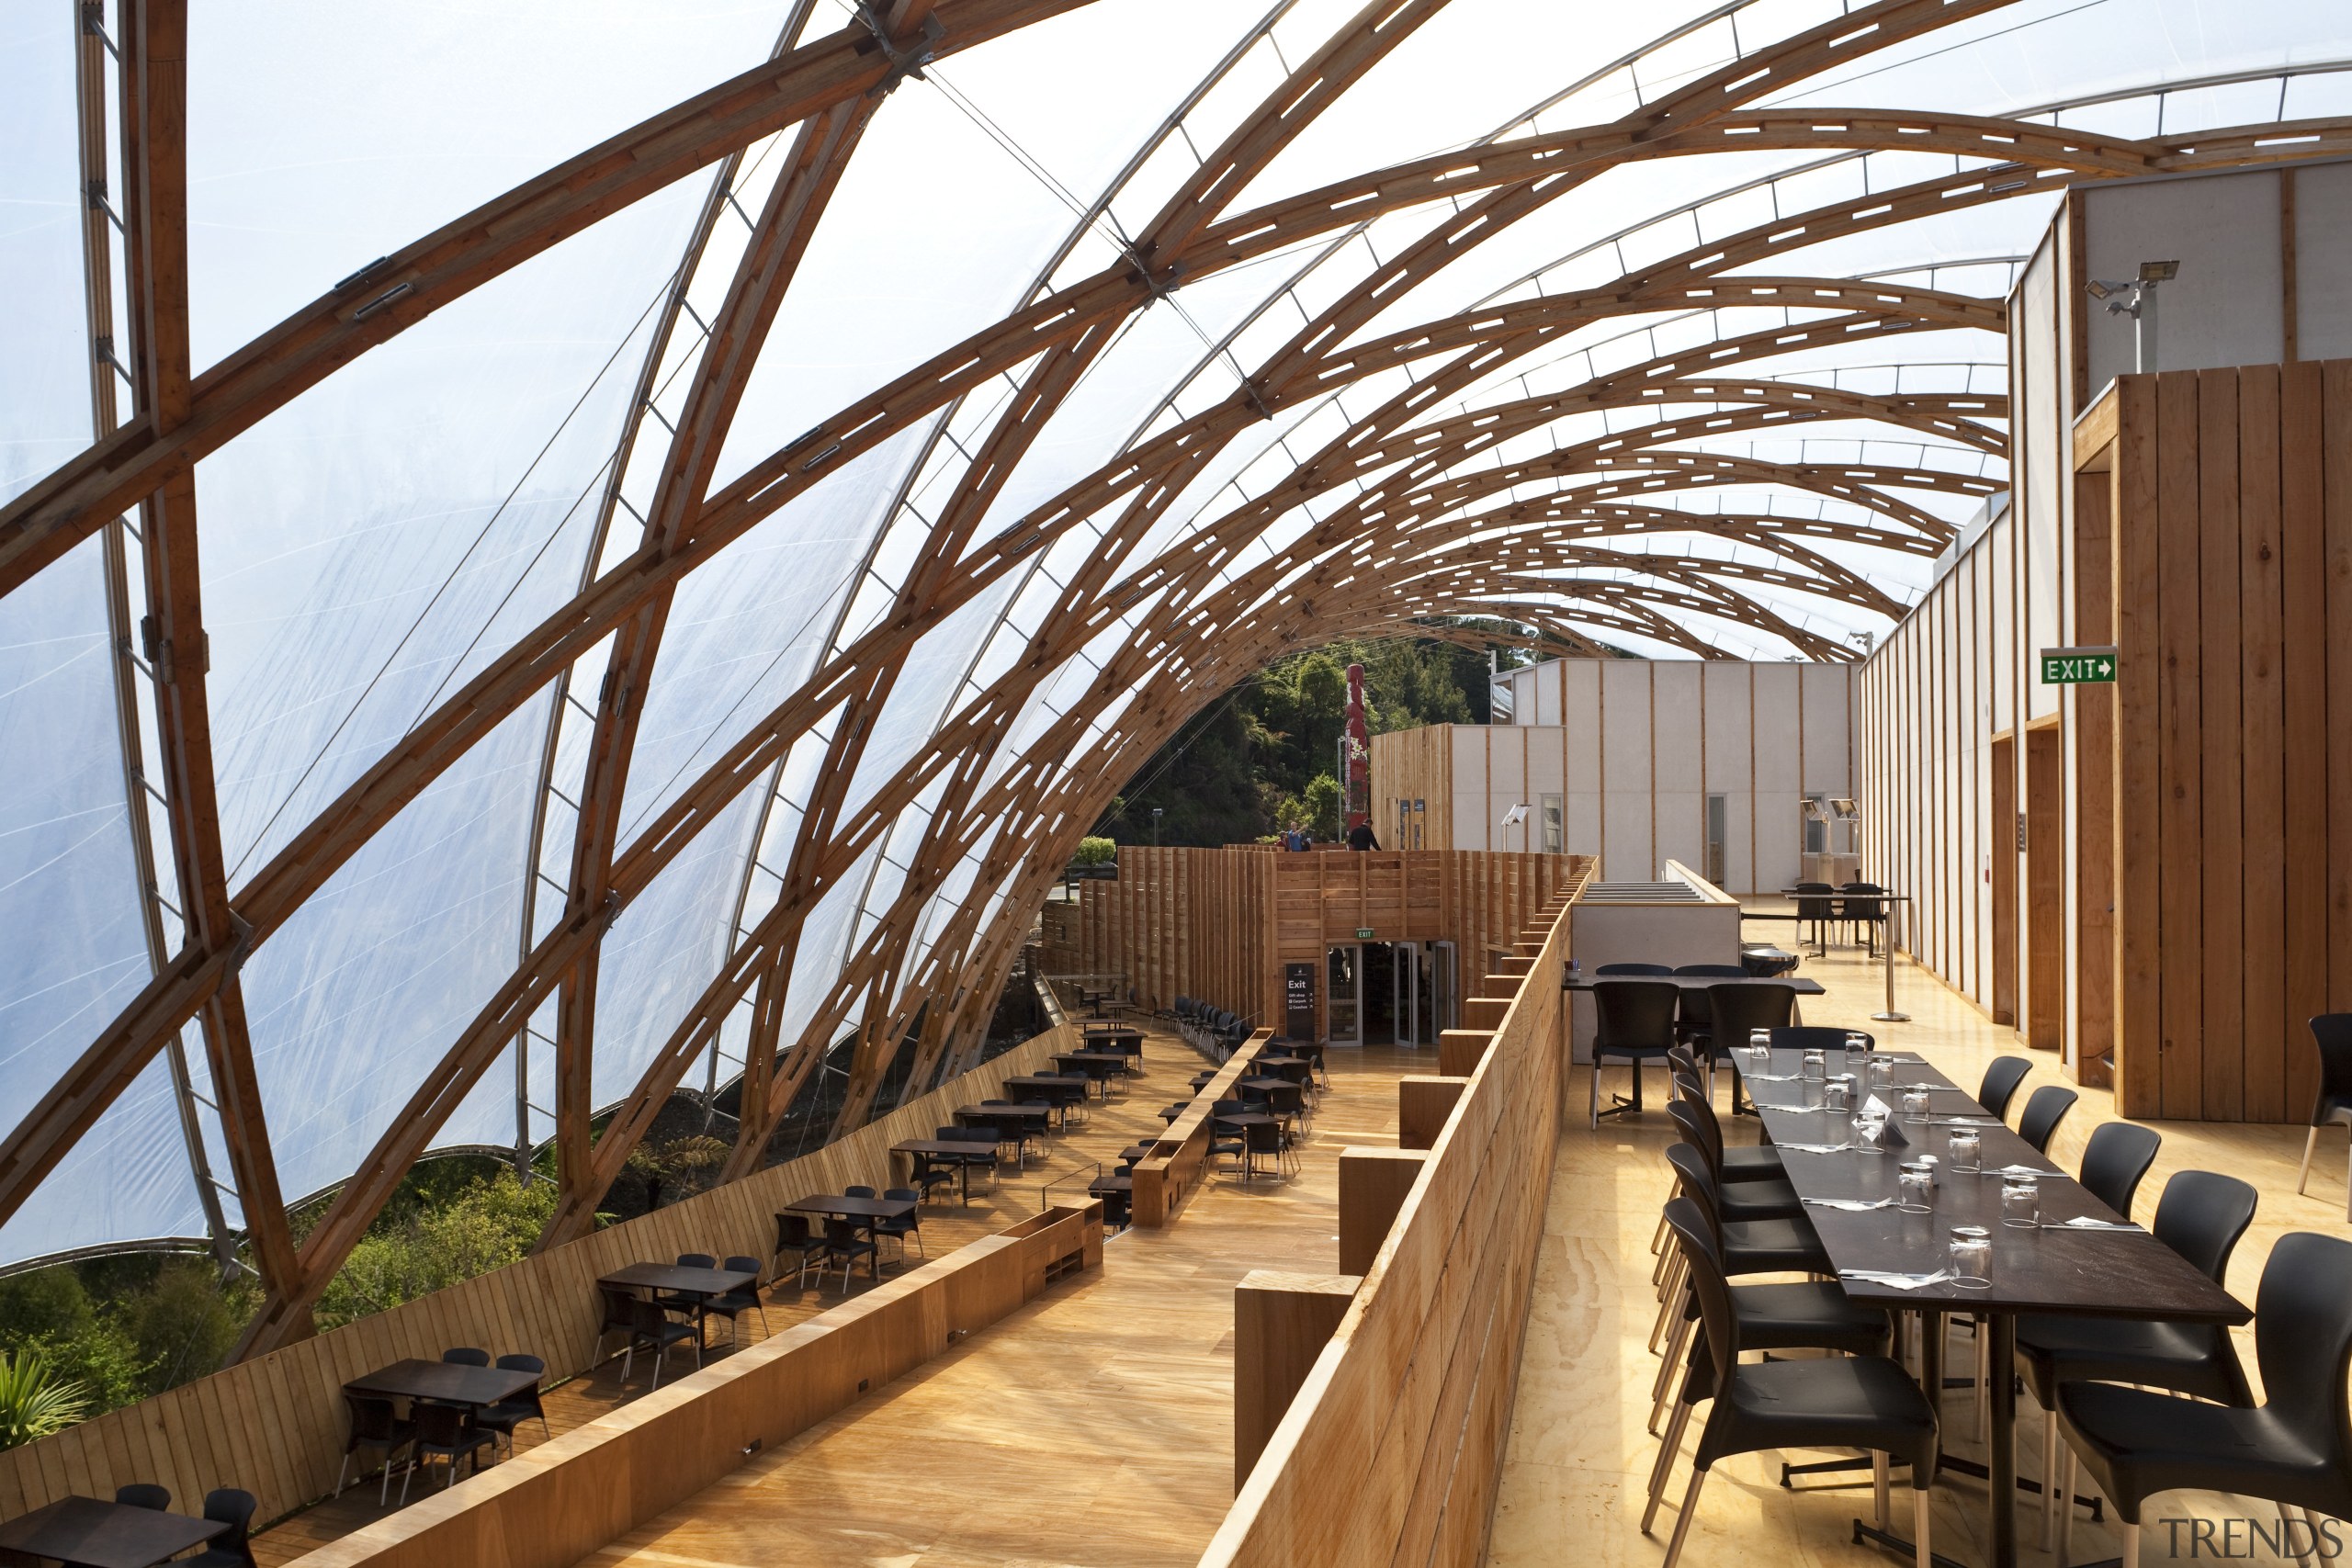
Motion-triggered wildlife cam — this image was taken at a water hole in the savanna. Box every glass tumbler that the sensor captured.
[1803,1049,1828,1082]
[1897,1160,1935,1209]
[1747,1028,1771,1068]
[1823,1076,1851,1113]
[1947,1128,1981,1172]
[1949,1225,1993,1280]
[1901,1088,1929,1122]
[1867,1056,1896,1094]
[1843,1031,1869,1072]
[2000,1173,2041,1228]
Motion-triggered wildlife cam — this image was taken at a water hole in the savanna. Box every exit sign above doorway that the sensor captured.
[2039,646,2117,684]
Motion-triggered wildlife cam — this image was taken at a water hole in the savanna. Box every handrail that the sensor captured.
[1131,1028,1275,1226]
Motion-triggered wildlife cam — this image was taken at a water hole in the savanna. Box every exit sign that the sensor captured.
[1356,928,1375,940]
[2040,646,2117,684]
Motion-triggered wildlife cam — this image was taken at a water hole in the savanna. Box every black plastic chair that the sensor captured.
[1596,962,1674,976]
[401,1403,493,1503]
[1645,1200,1938,1568]
[334,1393,415,1503]
[1242,1119,1290,1179]
[820,1216,878,1290]
[114,1483,170,1510]
[870,1193,923,1262]
[910,1152,956,1202]
[1839,882,1888,953]
[1591,979,1680,1129]
[1792,882,1838,948]
[472,1353,549,1457]
[2077,1121,2162,1219]
[844,1185,877,1200]
[1977,1055,2033,1120]
[1770,1026,1873,1055]
[2016,1084,2079,1155]
[657,1252,718,1335]
[2057,1232,2352,1568]
[1670,964,1751,1056]
[1665,1065,1784,1188]
[439,1346,490,1367]
[630,1297,700,1388]
[1705,983,1797,1111]
[1665,1100,1799,1221]
[187,1488,259,1568]
[2016,1169,2257,1549]
[2296,1013,2352,1220]
[774,1212,824,1290]
[1657,1144,1832,1284]
[700,1257,770,1346]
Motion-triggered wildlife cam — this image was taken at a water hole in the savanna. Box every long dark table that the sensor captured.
[1744,1047,2246,1568]
[344,1357,542,1410]
[0,1496,227,1568]
[891,1136,998,1201]
[1564,974,1825,995]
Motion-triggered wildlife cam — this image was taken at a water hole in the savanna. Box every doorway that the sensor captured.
[1991,734,2017,1027]
[1389,942,1459,1045]
[1326,944,1361,1044]
[2025,720,2065,1051]
[1362,942,1398,1043]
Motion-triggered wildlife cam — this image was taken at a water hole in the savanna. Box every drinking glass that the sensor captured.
[1900,1088,1929,1122]
[1897,1160,1935,1210]
[2000,1173,2041,1228]
[1802,1049,1828,1083]
[1747,1027,1771,1068]
[1867,1057,1896,1094]
[1947,1128,1981,1172]
[1949,1225,1992,1280]
[1823,1077,1851,1112]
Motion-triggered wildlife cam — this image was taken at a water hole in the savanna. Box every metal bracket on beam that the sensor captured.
[854,5,945,98]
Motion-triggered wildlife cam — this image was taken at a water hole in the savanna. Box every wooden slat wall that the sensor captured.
[1067,850,1589,1040]
[2104,361,2352,1121]
[0,1021,1080,1530]
[1201,865,1592,1564]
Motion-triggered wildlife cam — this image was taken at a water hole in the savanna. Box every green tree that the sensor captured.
[0,1268,149,1413]
[117,1262,256,1398]
[315,1170,560,1329]
[1299,773,1341,840]
[623,1134,730,1213]
[0,1348,87,1450]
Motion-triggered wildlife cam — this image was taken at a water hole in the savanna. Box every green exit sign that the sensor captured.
[2040,646,2117,684]
[1357,928,1375,941]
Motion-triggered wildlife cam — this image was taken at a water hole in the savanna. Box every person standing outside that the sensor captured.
[1346,819,1379,852]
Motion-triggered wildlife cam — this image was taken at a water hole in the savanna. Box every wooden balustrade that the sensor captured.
[1130,1030,1275,1227]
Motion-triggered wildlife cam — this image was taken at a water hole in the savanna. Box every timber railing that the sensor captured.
[284,1201,1101,1568]
[1205,860,1595,1563]
[0,1020,1082,1533]
[1130,1028,1276,1227]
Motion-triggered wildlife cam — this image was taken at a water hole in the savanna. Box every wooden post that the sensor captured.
[1233,1270,1359,1491]
[1398,1075,1471,1150]
[1339,1147,1429,1275]
[1437,1027,1494,1078]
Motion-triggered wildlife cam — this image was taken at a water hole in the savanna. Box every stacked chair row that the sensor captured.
[1646,1041,2352,1568]
[1171,996,1250,1057]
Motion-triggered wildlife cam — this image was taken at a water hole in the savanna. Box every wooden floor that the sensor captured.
[1491,911,2338,1568]
[256,1027,1216,1565]
[577,1043,1414,1568]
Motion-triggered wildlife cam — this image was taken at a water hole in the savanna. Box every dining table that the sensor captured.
[780,1193,918,1227]
[1048,1052,1126,1094]
[344,1356,544,1412]
[1740,1045,2247,1568]
[0,1495,228,1568]
[891,1136,999,1201]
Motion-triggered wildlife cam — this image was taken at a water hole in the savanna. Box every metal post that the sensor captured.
[1872,897,1911,1023]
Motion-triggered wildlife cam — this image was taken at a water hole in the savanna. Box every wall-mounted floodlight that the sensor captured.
[1498,800,1530,852]
[2086,260,2180,373]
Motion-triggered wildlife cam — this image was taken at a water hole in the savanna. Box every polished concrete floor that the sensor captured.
[1490,914,2336,1568]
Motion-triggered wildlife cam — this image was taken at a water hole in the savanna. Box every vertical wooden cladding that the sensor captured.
[1065,849,1585,1036]
[2103,361,2352,1121]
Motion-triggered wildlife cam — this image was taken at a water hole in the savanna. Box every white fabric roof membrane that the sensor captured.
[0,0,2347,1274]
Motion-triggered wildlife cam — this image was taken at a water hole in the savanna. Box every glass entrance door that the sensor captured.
[1393,942,1421,1045]
[1430,942,1456,1034]
[1325,944,1362,1044]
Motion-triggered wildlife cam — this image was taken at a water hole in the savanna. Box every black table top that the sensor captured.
[1214,1111,1278,1128]
[1746,1050,2247,1323]
[1080,1023,1142,1041]
[1004,1075,1088,1095]
[782,1194,917,1222]
[1566,974,1826,995]
[0,1496,229,1568]
[1051,1053,1124,1075]
[893,1137,998,1158]
[597,1264,756,1299]
[1089,1173,1134,1194]
[344,1357,543,1407]
[1233,1076,1295,1095]
[958,1101,1051,1125]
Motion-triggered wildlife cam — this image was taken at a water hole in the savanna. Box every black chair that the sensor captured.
[1838,882,1888,954]
[2016,1170,2257,1549]
[1664,1100,1800,1221]
[2296,1013,2352,1220]
[2016,1084,2078,1155]
[334,1393,415,1503]
[1645,1201,1938,1568]
[630,1297,700,1388]
[113,1483,170,1510]
[187,1488,258,1568]
[1266,1082,1308,1138]
[439,1346,490,1367]
[1242,1119,1290,1179]
[910,1151,956,1202]
[1209,1115,1246,1174]
[1977,1055,2033,1120]
[820,1216,879,1290]
[1792,881,1838,949]
[1664,1072,1786,1186]
[871,1193,923,1262]
[1670,964,1751,1057]
[1591,979,1680,1129]
[701,1258,770,1346]
[657,1252,718,1334]
[2077,1121,2162,1218]
[1653,1143,1832,1361]
[774,1212,824,1290]
[1770,1026,1873,1055]
[2056,1232,2352,1568]
[401,1403,494,1502]
[1705,983,1797,1111]
[844,1185,877,1200]
[1596,962,1674,976]
[473,1353,549,1457]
